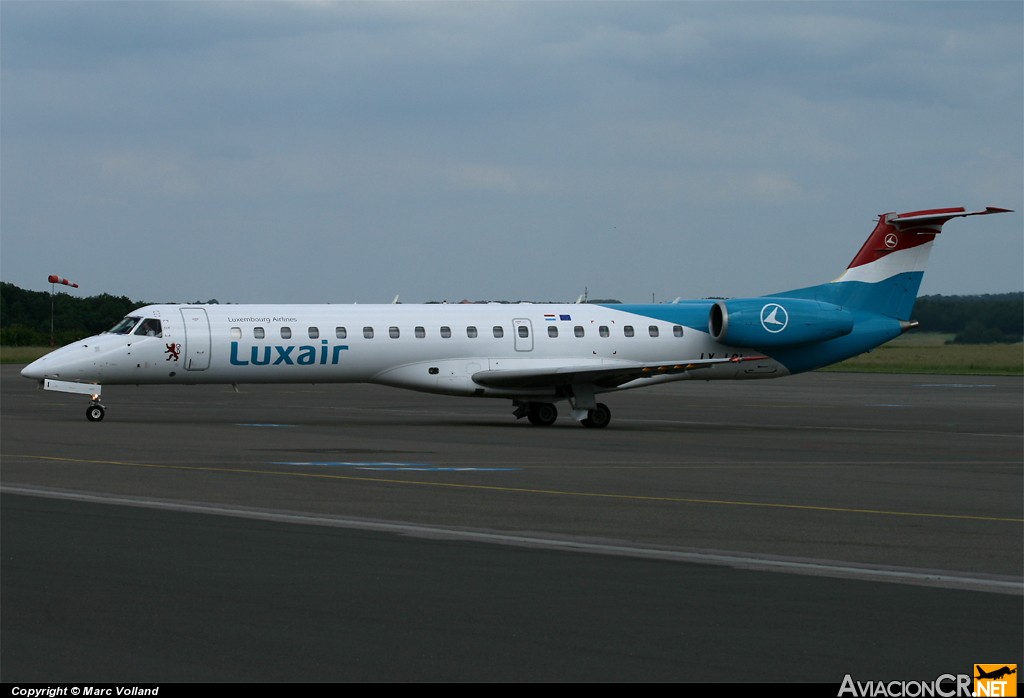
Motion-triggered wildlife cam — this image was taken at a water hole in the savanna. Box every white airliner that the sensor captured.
[21,206,1010,428]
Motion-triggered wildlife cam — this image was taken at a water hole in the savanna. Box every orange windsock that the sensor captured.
[47,275,79,288]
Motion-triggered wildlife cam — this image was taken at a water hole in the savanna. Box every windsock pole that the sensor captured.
[48,275,79,346]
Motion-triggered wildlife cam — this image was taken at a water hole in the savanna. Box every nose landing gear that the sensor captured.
[86,396,105,422]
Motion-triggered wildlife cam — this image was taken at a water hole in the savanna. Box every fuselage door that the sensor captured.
[513,318,533,352]
[179,307,211,371]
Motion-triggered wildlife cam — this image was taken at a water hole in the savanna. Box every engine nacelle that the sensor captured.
[709,297,854,348]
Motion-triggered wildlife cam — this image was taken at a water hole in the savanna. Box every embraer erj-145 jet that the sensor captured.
[22,206,1010,428]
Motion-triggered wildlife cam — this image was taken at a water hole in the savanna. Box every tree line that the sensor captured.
[0,282,1020,346]
[912,293,1022,344]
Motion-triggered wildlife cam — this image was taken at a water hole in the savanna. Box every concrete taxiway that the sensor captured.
[2,366,1021,680]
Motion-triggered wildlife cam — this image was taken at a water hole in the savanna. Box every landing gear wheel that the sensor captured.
[526,402,557,426]
[86,404,105,422]
[581,403,611,429]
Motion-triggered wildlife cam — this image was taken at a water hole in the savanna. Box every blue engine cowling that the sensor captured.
[709,297,854,348]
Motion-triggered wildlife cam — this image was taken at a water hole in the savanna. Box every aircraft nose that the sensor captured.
[21,357,47,381]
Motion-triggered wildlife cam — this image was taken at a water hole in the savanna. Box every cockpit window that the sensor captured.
[107,316,141,335]
[134,319,163,337]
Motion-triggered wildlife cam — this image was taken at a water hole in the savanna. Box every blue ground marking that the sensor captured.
[236,423,296,427]
[272,461,519,472]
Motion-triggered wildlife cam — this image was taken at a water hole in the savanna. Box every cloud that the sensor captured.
[99,151,201,198]
[2,1,1020,303]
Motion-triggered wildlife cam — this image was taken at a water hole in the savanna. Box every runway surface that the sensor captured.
[2,366,1021,681]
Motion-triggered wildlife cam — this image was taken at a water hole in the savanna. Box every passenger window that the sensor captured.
[467,326,478,338]
[281,327,292,340]
[308,327,319,339]
[518,325,529,338]
[390,326,400,339]
[574,326,584,338]
[134,319,163,337]
[548,326,558,338]
[493,326,504,338]
[649,326,659,338]
[415,326,426,338]
[363,327,374,339]
[673,325,684,338]
[441,326,451,339]
[599,326,609,338]
[230,327,242,340]
[624,326,634,338]
[254,327,266,339]
[336,327,347,339]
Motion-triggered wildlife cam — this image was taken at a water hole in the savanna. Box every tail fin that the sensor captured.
[828,206,1011,320]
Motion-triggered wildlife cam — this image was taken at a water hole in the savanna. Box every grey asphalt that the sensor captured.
[2,366,1021,681]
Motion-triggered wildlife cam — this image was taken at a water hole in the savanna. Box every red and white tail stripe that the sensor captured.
[837,206,1011,284]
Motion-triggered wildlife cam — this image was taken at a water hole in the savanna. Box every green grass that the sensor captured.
[0,346,54,364]
[4,333,1022,375]
[820,333,1023,376]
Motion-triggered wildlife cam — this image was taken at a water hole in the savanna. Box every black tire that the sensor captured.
[581,403,611,429]
[86,405,105,422]
[526,402,557,426]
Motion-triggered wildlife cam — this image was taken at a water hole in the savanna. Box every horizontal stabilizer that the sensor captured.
[888,206,1012,229]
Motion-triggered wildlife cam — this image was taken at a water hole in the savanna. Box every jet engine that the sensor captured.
[709,297,854,348]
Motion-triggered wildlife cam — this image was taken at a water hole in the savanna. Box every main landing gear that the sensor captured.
[512,401,612,429]
[580,403,611,429]
[526,402,558,426]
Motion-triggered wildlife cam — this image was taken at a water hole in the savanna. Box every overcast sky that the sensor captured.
[2,1,1021,305]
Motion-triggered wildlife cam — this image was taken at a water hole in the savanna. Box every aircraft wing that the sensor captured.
[471,355,767,390]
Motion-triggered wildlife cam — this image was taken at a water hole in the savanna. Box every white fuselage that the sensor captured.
[21,205,1007,426]
[23,302,783,402]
